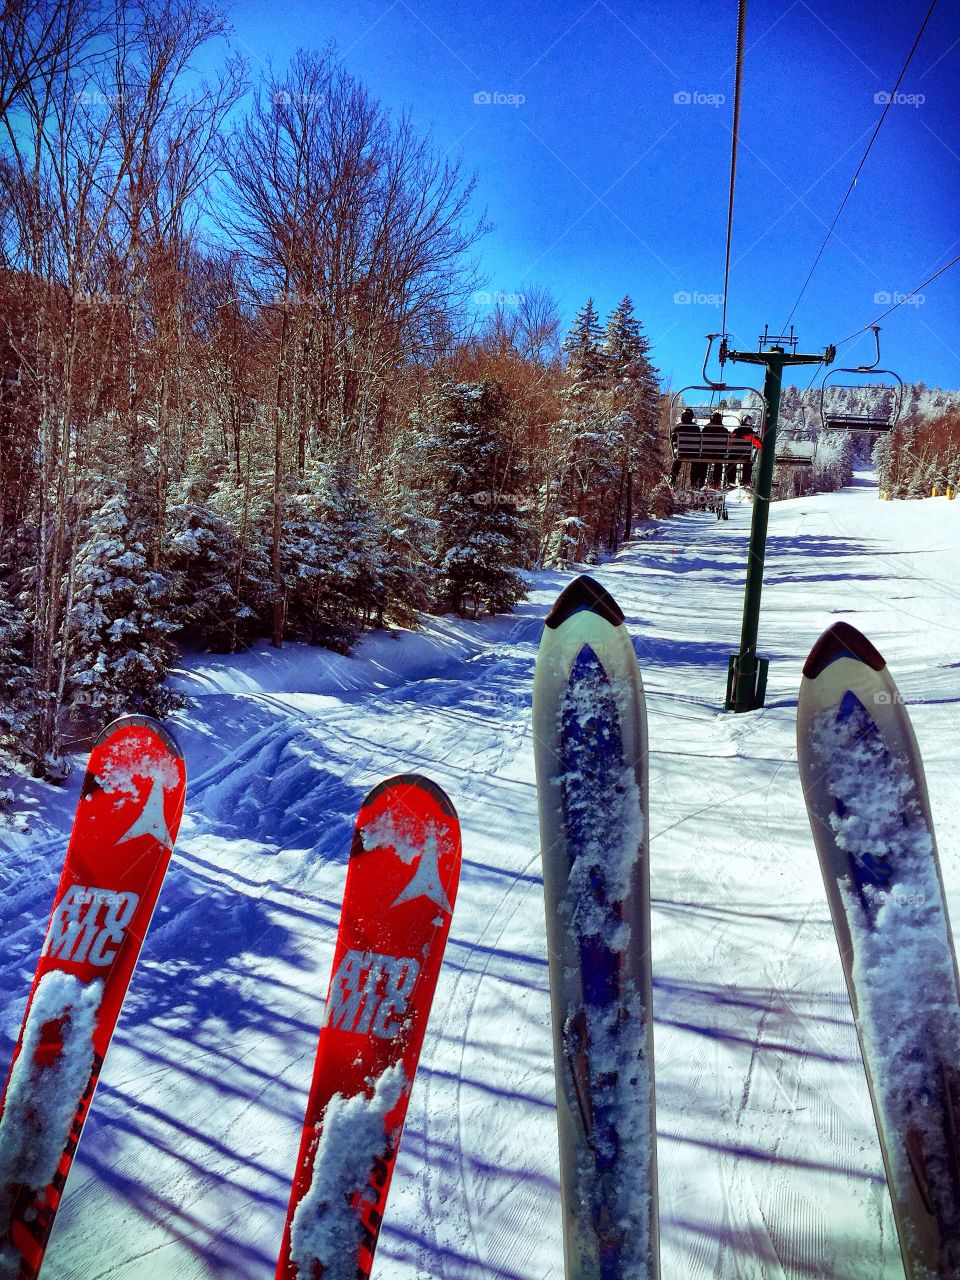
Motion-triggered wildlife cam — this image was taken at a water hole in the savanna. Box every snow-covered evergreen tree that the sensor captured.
[604,296,664,533]
[377,497,435,627]
[271,463,386,651]
[563,298,608,386]
[165,494,251,652]
[68,492,182,720]
[273,477,351,653]
[320,464,390,630]
[648,477,675,518]
[545,300,620,564]
[0,574,33,789]
[906,460,930,500]
[873,430,895,492]
[812,430,854,492]
[205,473,274,646]
[416,380,531,617]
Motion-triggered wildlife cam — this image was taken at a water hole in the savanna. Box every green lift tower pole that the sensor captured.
[724,332,833,712]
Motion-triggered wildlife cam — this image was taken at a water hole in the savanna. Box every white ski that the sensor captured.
[533,574,659,1280]
[797,621,960,1280]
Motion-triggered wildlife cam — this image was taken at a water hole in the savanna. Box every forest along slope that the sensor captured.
[1,470,958,1280]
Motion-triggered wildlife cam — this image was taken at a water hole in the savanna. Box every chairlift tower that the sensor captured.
[723,329,834,711]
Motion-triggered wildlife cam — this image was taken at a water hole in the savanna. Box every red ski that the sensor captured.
[275,774,461,1280]
[0,715,186,1280]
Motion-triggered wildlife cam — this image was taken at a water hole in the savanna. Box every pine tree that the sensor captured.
[205,471,274,650]
[0,573,33,789]
[271,463,386,651]
[274,473,352,653]
[873,430,895,492]
[377,495,434,628]
[813,430,854,493]
[648,477,675,519]
[545,300,619,563]
[417,380,531,617]
[68,492,182,721]
[906,462,928,500]
[165,495,250,652]
[604,296,664,537]
[320,464,389,630]
[563,298,608,388]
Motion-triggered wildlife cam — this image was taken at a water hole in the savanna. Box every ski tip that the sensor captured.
[363,774,459,822]
[802,622,886,680]
[95,714,184,759]
[544,575,624,631]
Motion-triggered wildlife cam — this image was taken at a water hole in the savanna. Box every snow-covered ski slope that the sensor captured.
[2,469,958,1280]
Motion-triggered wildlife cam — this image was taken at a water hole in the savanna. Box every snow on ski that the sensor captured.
[797,621,960,1280]
[0,714,186,1280]
[275,774,461,1280]
[532,574,658,1280]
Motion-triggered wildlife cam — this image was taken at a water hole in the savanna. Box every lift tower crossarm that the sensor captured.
[723,341,833,711]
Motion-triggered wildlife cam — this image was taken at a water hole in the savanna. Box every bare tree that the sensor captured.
[0,0,107,119]
[224,47,486,646]
[0,0,237,768]
[103,0,243,554]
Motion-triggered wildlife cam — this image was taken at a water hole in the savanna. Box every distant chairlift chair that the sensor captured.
[820,326,904,433]
[772,438,817,497]
[774,439,816,467]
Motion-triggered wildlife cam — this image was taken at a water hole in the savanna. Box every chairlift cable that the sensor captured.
[802,363,824,393]
[720,0,748,344]
[835,250,960,346]
[781,0,939,332]
[798,358,827,406]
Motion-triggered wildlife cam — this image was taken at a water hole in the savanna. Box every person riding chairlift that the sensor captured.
[703,410,727,487]
[730,413,758,487]
[671,407,699,483]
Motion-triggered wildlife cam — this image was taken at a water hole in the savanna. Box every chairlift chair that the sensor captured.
[771,394,817,467]
[774,439,816,468]
[820,326,903,433]
[670,334,767,482]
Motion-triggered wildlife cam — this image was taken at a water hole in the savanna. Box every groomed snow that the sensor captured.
[1,469,958,1278]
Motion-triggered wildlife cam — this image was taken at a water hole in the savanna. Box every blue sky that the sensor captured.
[222,0,960,389]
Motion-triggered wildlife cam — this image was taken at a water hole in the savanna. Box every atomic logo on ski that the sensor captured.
[323,950,421,1039]
[360,808,455,915]
[115,776,177,850]
[390,827,453,913]
[42,887,141,968]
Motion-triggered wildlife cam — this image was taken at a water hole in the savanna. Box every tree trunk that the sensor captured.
[271,298,290,648]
